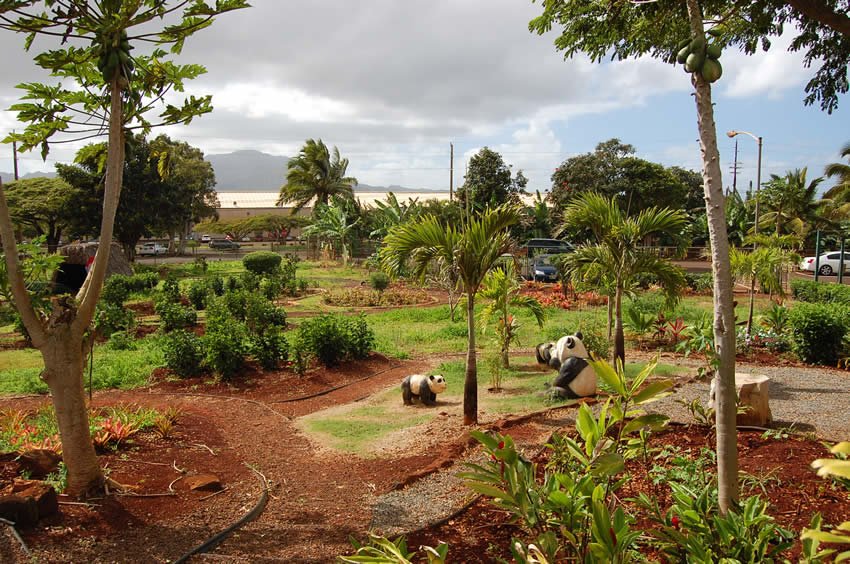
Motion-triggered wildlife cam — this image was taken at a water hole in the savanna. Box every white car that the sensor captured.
[138,242,168,256]
[200,235,211,243]
[799,252,850,276]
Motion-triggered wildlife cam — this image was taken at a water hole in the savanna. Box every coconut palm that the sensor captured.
[557,192,687,366]
[302,203,360,266]
[823,142,850,216]
[479,261,546,370]
[380,204,522,425]
[277,139,357,214]
[758,168,826,236]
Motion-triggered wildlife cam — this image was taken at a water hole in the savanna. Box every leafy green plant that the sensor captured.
[221,289,248,320]
[245,293,286,334]
[155,301,197,332]
[788,302,850,365]
[251,329,289,371]
[107,330,136,351]
[624,304,654,338]
[161,330,204,378]
[187,279,210,310]
[161,276,182,303]
[339,533,448,563]
[296,313,375,367]
[101,275,132,305]
[800,442,850,561]
[369,271,391,291]
[761,303,789,334]
[192,256,208,275]
[95,302,136,337]
[203,317,248,379]
[243,251,282,275]
[649,446,716,492]
[209,275,225,296]
[635,484,794,562]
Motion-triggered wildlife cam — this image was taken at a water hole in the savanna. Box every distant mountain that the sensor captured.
[206,150,290,191]
[206,149,437,193]
[1,171,56,183]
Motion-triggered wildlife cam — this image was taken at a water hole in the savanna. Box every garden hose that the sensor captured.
[173,465,269,563]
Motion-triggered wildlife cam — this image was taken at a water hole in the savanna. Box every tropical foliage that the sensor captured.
[277,139,357,214]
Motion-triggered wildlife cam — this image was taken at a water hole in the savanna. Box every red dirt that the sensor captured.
[408,425,850,562]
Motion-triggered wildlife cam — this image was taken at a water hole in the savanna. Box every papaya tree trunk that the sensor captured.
[686,0,739,514]
[464,292,478,425]
[606,295,613,340]
[41,328,102,496]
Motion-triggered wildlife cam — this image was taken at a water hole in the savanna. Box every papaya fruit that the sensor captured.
[701,59,723,82]
[707,43,722,60]
[690,35,706,54]
[685,51,705,73]
[677,37,691,50]
[676,45,691,64]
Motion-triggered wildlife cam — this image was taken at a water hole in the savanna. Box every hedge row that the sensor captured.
[790,279,850,306]
[788,301,850,366]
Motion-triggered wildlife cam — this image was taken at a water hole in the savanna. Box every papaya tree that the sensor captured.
[531,0,848,513]
[0,0,248,498]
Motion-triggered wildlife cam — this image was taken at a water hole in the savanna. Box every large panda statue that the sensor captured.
[536,332,597,399]
[401,374,447,406]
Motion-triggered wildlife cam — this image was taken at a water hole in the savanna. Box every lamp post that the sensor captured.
[727,130,763,337]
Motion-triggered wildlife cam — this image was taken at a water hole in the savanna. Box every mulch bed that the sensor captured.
[408,425,850,562]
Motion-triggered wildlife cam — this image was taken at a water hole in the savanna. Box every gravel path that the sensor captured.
[646,360,850,441]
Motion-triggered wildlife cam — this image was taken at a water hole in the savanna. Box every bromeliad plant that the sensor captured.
[339,533,448,563]
[460,358,673,562]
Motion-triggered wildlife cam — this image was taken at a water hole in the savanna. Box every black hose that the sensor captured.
[173,466,269,563]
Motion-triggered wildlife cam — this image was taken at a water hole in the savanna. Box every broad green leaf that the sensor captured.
[812,459,850,479]
[622,414,669,434]
[831,442,850,455]
[591,452,624,477]
[632,379,675,405]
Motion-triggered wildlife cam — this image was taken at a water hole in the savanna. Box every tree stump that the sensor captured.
[711,373,772,426]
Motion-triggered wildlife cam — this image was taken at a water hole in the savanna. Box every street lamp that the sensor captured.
[727,130,763,337]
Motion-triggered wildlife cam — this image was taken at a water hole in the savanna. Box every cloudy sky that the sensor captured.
[0,0,847,194]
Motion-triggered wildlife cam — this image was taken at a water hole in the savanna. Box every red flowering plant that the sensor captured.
[1,408,62,454]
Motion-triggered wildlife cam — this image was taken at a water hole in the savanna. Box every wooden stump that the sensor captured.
[711,373,772,426]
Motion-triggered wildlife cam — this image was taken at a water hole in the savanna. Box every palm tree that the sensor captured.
[302,203,359,266]
[557,192,688,366]
[277,139,358,214]
[823,142,850,216]
[479,261,545,369]
[380,204,522,425]
[369,192,421,239]
[758,168,825,236]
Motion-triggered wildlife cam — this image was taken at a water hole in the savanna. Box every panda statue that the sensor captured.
[535,341,562,370]
[401,374,447,406]
[539,332,598,399]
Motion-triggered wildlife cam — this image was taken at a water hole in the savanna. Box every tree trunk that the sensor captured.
[614,284,625,367]
[686,0,739,513]
[606,295,613,340]
[463,292,478,425]
[41,328,102,496]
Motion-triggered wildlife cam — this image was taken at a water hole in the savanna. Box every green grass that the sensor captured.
[299,356,688,455]
[0,336,165,395]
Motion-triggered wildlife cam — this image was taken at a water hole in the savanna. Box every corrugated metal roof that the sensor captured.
[215,191,538,208]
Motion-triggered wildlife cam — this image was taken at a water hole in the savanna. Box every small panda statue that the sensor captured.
[546,332,598,399]
[401,374,447,406]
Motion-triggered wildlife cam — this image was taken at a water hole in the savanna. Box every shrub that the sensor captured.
[222,289,248,320]
[128,271,159,293]
[788,302,850,365]
[296,313,375,367]
[162,330,204,378]
[251,328,289,370]
[259,276,284,301]
[686,272,714,294]
[243,251,282,275]
[101,275,132,305]
[344,313,375,360]
[155,301,197,332]
[161,276,181,303]
[209,275,225,296]
[187,279,210,310]
[245,294,286,334]
[193,256,208,274]
[95,303,136,337]
[791,279,850,306]
[203,317,248,379]
[369,272,390,292]
[240,270,261,292]
[225,276,241,293]
[106,330,136,351]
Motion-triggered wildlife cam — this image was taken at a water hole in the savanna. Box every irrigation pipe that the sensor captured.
[173,464,269,564]
[0,517,30,556]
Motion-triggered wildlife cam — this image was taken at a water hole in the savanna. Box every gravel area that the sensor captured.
[646,361,850,441]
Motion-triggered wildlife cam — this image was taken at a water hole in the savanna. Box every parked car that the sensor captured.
[526,254,560,282]
[209,239,240,250]
[799,252,850,276]
[138,242,167,256]
[200,235,211,243]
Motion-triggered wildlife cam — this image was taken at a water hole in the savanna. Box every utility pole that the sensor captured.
[729,139,739,195]
[12,131,19,180]
[449,142,454,201]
